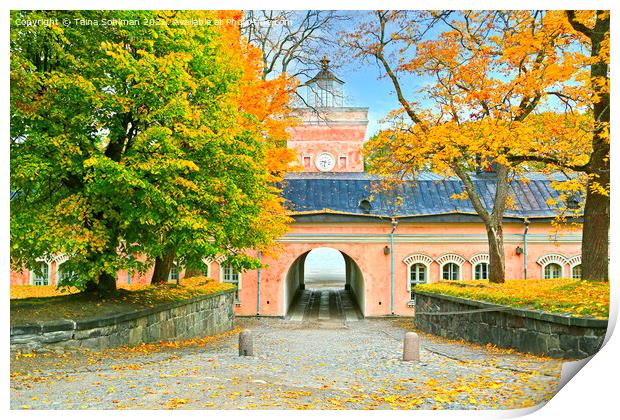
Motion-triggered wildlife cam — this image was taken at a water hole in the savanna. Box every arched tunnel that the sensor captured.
[284,247,365,322]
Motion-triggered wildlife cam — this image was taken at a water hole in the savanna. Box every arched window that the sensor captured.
[537,254,567,279]
[442,263,460,280]
[544,263,563,279]
[474,263,489,280]
[436,253,465,281]
[567,255,582,280]
[403,254,433,301]
[409,263,427,300]
[168,261,180,282]
[201,257,213,277]
[469,253,490,280]
[52,254,75,286]
[31,261,50,286]
[221,265,241,302]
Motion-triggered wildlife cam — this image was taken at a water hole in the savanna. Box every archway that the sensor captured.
[284,247,365,321]
[304,247,346,289]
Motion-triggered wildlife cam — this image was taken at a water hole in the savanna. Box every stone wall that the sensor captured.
[11,290,235,351]
[414,291,607,359]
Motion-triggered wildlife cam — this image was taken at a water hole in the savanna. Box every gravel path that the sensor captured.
[10,317,563,410]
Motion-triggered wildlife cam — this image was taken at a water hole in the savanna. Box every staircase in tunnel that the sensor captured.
[287,288,363,324]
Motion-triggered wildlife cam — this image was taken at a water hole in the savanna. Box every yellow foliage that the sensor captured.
[10,276,234,303]
[417,278,609,319]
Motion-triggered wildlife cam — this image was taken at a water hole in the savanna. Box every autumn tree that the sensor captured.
[501,11,609,281]
[343,10,590,283]
[565,10,609,282]
[146,10,298,284]
[10,10,293,292]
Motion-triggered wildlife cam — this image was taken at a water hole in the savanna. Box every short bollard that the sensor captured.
[403,331,420,362]
[239,330,253,357]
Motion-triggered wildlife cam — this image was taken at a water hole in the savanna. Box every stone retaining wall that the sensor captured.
[11,290,235,351]
[414,291,607,359]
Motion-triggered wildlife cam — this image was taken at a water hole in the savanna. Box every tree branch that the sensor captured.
[566,11,593,39]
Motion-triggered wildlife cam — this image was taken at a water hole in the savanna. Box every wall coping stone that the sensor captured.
[415,291,608,329]
[11,289,235,336]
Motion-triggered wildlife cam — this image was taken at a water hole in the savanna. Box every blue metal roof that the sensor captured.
[281,172,575,219]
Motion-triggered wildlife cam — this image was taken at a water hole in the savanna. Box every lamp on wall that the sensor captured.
[516,246,524,255]
[384,245,390,255]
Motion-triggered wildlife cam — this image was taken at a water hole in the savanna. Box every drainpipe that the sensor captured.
[390,218,398,315]
[523,218,530,280]
[256,250,261,316]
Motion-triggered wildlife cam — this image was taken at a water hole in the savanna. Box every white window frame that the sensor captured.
[403,254,433,291]
[201,257,213,277]
[54,254,74,286]
[168,261,180,282]
[436,253,465,281]
[469,253,489,280]
[473,262,489,280]
[537,254,567,278]
[301,154,313,168]
[543,263,563,279]
[442,263,461,280]
[30,259,51,286]
[220,264,242,302]
[567,255,582,279]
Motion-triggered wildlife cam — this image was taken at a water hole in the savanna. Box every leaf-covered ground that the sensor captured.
[416,279,609,319]
[10,317,564,410]
[10,277,234,326]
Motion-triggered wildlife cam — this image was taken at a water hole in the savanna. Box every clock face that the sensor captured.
[315,152,335,172]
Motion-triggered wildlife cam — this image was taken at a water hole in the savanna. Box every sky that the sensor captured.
[339,62,411,140]
[290,10,439,140]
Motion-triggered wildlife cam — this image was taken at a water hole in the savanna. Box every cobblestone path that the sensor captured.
[10,317,563,410]
[287,288,363,323]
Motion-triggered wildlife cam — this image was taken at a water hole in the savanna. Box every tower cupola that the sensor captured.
[306,56,344,108]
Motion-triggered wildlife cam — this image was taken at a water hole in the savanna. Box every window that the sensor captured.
[302,156,312,168]
[32,262,49,286]
[222,265,240,301]
[409,263,427,300]
[338,156,348,169]
[474,263,489,280]
[544,263,563,279]
[168,262,180,282]
[537,254,568,278]
[571,264,582,279]
[442,263,460,280]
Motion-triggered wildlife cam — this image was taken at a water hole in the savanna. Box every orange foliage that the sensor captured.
[10,285,79,299]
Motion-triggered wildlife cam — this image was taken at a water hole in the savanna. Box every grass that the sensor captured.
[415,278,609,319]
[10,277,235,326]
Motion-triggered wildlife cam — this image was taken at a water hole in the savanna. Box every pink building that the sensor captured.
[12,58,583,318]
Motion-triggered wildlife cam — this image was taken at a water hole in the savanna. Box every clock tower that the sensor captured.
[288,56,368,173]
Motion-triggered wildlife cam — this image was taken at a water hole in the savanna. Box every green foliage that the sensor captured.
[10,10,290,290]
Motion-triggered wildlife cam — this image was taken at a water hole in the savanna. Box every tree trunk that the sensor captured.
[98,272,118,293]
[84,272,117,294]
[582,140,609,280]
[487,222,506,283]
[151,252,175,285]
[579,11,610,282]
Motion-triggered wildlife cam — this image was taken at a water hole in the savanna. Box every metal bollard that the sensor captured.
[239,330,254,356]
[403,331,420,362]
